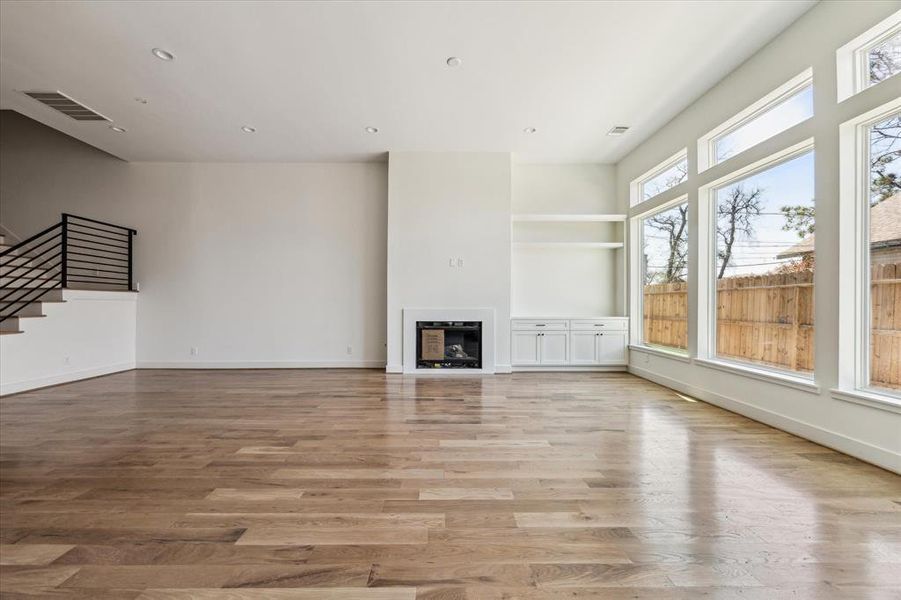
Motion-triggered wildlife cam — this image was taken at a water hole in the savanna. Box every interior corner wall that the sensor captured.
[0,110,389,369]
[615,1,901,472]
[386,152,512,372]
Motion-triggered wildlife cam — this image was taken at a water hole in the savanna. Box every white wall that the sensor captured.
[0,111,389,368]
[0,290,136,395]
[386,152,512,372]
[616,1,901,472]
[511,164,622,316]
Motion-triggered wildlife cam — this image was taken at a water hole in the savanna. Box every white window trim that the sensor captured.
[629,344,691,363]
[629,194,689,352]
[697,68,813,173]
[694,357,820,395]
[836,9,901,102]
[629,148,688,207]
[837,96,901,407]
[831,388,901,415]
[696,138,816,383]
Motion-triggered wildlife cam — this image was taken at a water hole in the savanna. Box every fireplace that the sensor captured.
[416,321,482,369]
[401,308,495,374]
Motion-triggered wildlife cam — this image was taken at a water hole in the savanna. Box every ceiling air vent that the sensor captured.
[607,125,630,136]
[22,91,109,122]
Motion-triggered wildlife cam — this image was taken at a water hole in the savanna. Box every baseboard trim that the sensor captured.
[513,366,627,372]
[0,362,136,396]
[385,363,403,374]
[137,360,386,369]
[629,364,901,474]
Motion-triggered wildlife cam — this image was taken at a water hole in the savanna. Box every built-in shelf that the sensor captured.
[512,213,627,222]
[513,242,624,249]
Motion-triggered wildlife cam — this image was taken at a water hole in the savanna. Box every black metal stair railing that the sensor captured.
[0,213,137,323]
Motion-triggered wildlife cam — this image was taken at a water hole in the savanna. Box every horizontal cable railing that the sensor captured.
[0,213,137,322]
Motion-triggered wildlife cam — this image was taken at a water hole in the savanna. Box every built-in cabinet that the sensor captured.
[511,318,628,368]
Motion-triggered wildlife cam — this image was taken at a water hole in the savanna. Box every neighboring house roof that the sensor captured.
[777,192,901,259]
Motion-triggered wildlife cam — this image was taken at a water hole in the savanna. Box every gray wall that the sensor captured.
[0,110,389,367]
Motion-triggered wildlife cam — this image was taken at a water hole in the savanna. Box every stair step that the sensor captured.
[0,317,20,332]
[0,278,60,289]
[0,288,64,303]
[0,302,45,317]
[0,256,35,268]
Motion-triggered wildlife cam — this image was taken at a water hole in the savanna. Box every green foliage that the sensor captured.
[780,204,815,238]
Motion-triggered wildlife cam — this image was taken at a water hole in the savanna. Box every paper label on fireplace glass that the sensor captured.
[422,329,445,360]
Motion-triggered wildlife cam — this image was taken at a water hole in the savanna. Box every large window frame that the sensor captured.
[836,10,901,102]
[697,69,813,173]
[629,195,691,358]
[696,138,817,389]
[835,96,901,410]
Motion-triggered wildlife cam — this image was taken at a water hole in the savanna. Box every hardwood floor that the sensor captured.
[1,369,899,599]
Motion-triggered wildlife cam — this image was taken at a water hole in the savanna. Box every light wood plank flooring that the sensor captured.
[1,369,899,598]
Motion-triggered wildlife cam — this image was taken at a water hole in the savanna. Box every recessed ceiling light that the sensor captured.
[109,125,126,133]
[241,126,256,133]
[523,127,537,134]
[607,125,630,136]
[365,126,379,134]
[152,48,175,61]
[446,56,463,67]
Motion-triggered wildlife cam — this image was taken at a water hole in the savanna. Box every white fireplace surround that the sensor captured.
[402,308,496,374]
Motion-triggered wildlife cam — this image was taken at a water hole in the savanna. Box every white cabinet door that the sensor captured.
[512,331,540,366]
[539,332,568,365]
[569,331,599,365]
[598,332,627,364]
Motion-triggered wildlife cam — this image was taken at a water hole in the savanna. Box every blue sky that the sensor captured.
[715,150,815,276]
[643,97,900,282]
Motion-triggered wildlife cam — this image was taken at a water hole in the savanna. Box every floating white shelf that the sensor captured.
[513,241,624,249]
[512,213,627,222]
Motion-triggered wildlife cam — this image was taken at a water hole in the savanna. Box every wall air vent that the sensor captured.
[607,125,630,136]
[22,91,110,121]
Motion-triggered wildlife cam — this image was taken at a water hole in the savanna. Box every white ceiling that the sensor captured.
[0,0,815,163]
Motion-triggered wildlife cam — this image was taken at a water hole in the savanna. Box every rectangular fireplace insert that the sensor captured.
[416,321,482,369]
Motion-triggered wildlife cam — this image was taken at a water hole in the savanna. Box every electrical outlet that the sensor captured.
[190,347,199,356]
[64,356,70,365]
[457,257,464,267]
[448,258,455,267]
[346,345,353,355]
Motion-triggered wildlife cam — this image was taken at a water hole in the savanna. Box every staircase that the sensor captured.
[0,214,137,335]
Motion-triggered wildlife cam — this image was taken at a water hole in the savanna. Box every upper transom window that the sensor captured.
[698,69,813,172]
[837,10,901,102]
[631,150,688,206]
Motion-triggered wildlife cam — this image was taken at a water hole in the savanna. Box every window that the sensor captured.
[639,200,689,354]
[711,149,815,375]
[837,10,901,101]
[631,149,688,206]
[698,69,813,171]
[867,28,901,86]
[864,111,901,394]
[713,85,812,164]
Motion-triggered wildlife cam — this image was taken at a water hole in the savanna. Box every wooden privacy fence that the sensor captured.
[643,262,901,389]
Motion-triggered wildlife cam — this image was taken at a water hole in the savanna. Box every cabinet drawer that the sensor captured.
[570,319,627,331]
[512,319,568,331]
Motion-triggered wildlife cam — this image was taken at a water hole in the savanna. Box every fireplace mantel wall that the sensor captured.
[386,152,512,373]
